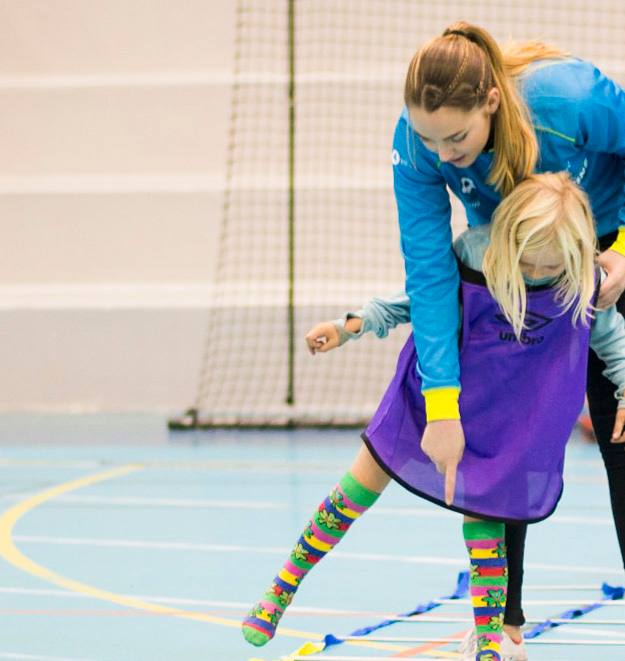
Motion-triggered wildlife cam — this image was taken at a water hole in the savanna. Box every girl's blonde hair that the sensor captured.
[404,22,566,197]
[482,172,597,338]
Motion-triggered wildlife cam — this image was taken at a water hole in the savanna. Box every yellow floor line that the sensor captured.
[0,464,408,652]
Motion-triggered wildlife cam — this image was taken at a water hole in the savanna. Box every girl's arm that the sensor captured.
[351,291,411,338]
[305,290,410,355]
[590,307,625,398]
[304,224,489,356]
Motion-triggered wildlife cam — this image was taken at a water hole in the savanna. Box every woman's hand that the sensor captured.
[597,250,625,309]
[421,419,465,505]
[612,407,625,443]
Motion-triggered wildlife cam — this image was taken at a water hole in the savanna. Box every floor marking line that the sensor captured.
[3,492,613,526]
[0,465,406,651]
[338,635,625,646]
[3,586,623,621]
[0,653,106,661]
[12,534,467,566]
[389,628,468,658]
[11,535,622,574]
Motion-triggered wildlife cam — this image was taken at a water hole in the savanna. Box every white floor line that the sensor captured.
[288,657,443,661]
[0,587,87,599]
[523,584,615,590]
[0,654,106,661]
[525,638,625,645]
[0,586,359,614]
[336,635,625,645]
[392,615,625,625]
[11,534,468,567]
[2,587,624,623]
[0,586,247,608]
[437,598,624,606]
[289,656,611,661]
[555,625,625,638]
[549,513,614,525]
[0,494,292,510]
[12,534,624,575]
[1,493,616,526]
[522,562,623,575]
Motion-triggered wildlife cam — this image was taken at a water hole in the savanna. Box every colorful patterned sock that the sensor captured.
[242,470,379,646]
[463,520,508,661]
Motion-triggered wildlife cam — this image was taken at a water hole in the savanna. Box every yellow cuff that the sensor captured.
[608,227,625,259]
[423,387,461,421]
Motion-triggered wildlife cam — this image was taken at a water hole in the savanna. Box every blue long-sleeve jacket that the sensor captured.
[393,57,625,392]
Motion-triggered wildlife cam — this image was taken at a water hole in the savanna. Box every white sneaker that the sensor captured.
[458,627,528,661]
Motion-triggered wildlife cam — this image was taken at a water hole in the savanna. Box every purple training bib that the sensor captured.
[364,263,594,522]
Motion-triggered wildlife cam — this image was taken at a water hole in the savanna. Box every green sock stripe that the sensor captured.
[476,625,502,636]
[463,520,505,540]
[472,576,508,586]
[339,470,380,508]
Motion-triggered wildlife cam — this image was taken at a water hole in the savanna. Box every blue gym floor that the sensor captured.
[0,414,622,661]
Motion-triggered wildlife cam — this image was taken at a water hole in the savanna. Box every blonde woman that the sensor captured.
[242,173,625,661]
[395,25,625,600]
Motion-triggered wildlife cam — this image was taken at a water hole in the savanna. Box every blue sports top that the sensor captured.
[392,57,625,393]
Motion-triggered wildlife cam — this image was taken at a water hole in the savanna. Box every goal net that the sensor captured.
[172,0,625,428]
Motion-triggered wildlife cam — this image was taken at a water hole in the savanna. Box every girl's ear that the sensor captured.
[486,87,501,115]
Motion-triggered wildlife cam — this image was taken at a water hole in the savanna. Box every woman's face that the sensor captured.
[408,88,500,168]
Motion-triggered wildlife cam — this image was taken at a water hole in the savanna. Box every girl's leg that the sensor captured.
[242,443,390,646]
[463,516,508,661]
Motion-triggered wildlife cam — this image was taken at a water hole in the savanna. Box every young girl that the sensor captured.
[393,23,625,582]
[242,173,625,661]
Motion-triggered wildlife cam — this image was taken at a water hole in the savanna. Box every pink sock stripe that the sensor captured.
[310,521,342,546]
[470,585,508,597]
[283,559,307,578]
[479,633,502,644]
[259,600,284,614]
[335,487,369,514]
[466,538,505,550]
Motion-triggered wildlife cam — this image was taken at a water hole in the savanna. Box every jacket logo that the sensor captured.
[459,177,480,207]
[461,177,476,195]
[566,157,588,186]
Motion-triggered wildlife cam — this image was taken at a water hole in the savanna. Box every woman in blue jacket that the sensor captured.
[395,23,625,634]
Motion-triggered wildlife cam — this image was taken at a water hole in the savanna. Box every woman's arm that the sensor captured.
[576,72,625,307]
[393,113,462,418]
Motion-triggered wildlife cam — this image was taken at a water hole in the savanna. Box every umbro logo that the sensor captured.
[495,312,553,332]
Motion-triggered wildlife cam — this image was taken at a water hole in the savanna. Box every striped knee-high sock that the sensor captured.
[463,520,508,661]
[242,471,379,646]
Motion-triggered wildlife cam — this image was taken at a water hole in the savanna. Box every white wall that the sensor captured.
[3,1,625,413]
[0,1,236,411]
